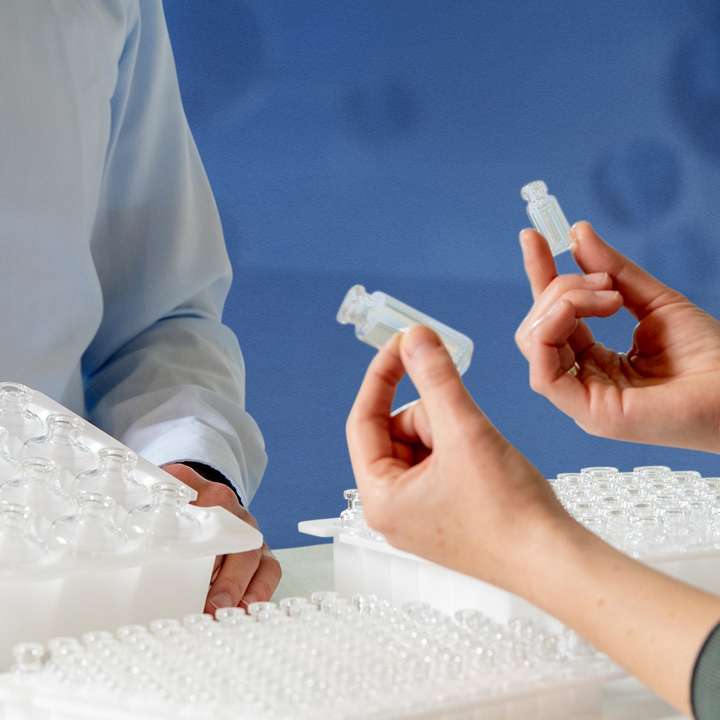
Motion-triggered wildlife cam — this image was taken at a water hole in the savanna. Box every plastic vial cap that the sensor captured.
[247,601,278,616]
[215,607,248,625]
[521,180,572,257]
[12,642,46,672]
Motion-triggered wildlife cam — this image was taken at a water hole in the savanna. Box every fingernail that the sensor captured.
[571,220,593,239]
[401,325,442,363]
[593,290,619,299]
[208,592,233,609]
[242,593,260,608]
[518,228,533,247]
[585,272,608,287]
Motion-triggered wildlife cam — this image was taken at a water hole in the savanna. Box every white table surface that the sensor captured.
[274,544,685,720]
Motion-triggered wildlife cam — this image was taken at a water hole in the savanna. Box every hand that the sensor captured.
[515,221,720,452]
[346,325,567,588]
[162,464,281,614]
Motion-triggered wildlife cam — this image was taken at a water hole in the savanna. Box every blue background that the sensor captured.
[164,0,720,549]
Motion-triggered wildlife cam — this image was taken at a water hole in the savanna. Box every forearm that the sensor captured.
[499,517,720,716]
[85,316,267,505]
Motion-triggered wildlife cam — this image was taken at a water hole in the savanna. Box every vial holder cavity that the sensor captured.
[337,284,474,375]
[521,180,572,256]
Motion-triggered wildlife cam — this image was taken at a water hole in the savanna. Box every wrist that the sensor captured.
[494,507,595,603]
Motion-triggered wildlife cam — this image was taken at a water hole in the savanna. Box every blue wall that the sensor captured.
[164,0,720,548]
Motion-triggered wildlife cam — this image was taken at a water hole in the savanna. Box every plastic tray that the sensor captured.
[0,593,620,720]
[299,516,720,629]
[0,385,263,668]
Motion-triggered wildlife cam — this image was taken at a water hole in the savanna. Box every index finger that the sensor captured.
[520,228,559,299]
[346,333,407,477]
[571,221,683,320]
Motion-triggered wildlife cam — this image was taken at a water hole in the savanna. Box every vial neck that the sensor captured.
[0,502,34,532]
[21,458,57,485]
[337,285,373,327]
[0,383,31,414]
[78,494,116,522]
[98,449,136,480]
[46,415,81,445]
[152,482,191,509]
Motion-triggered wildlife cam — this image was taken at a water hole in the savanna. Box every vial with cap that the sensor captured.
[337,285,474,375]
[521,180,572,256]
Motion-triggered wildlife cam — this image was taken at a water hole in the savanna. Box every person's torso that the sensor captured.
[0,0,129,411]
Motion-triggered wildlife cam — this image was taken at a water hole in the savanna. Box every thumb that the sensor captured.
[399,326,479,432]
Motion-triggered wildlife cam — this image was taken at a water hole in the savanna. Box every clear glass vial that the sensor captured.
[0,457,77,524]
[126,481,201,546]
[337,285,474,375]
[50,492,127,556]
[521,180,572,257]
[0,383,44,457]
[0,501,47,566]
[23,413,95,479]
[340,488,367,535]
[73,447,148,510]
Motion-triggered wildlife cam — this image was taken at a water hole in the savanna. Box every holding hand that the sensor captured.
[346,325,567,589]
[516,221,720,452]
[162,464,282,614]
[346,327,720,717]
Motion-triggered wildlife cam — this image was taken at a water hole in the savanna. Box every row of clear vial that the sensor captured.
[340,466,720,557]
[11,592,612,720]
[0,385,204,566]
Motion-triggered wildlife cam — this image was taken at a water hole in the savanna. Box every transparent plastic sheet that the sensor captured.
[0,382,263,668]
[0,593,618,720]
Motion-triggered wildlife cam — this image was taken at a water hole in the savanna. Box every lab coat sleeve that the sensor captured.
[81,0,266,506]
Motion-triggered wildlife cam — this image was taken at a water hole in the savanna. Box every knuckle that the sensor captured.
[528,373,546,394]
[249,578,275,601]
[203,483,238,508]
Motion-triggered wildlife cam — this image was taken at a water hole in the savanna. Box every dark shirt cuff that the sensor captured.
[692,621,720,719]
[179,461,243,506]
